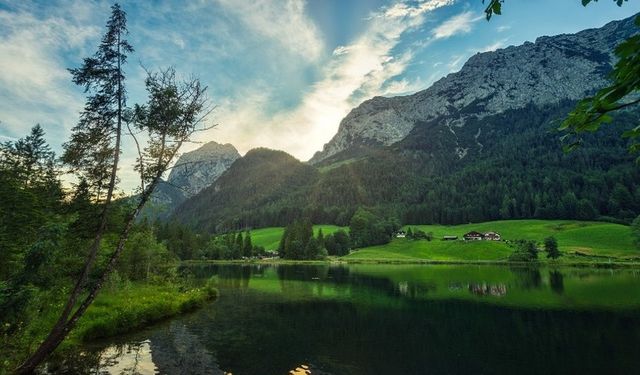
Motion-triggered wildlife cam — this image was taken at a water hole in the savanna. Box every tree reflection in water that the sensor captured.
[45,265,640,375]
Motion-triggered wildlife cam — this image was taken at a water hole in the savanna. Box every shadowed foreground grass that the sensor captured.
[75,282,218,341]
[2,282,217,373]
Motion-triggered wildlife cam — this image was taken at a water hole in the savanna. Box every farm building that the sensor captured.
[395,231,406,238]
[443,235,458,241]
[484,232,501,241]
[463,231,484,241]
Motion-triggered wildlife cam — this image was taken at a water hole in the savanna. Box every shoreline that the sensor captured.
[182,258,640,269]
[3,283,218,374]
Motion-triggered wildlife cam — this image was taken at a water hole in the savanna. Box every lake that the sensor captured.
[48,264,640,374]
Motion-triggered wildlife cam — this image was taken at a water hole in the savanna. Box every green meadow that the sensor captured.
[251,225,345,251]
[250,220,638,263]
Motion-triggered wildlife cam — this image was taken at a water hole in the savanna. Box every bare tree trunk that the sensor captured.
[15,138,184,374]
[15,62,208,374]
[15,180,152,374]
[15,32,126,375]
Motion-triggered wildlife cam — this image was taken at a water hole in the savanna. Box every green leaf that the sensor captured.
[563,141,581,153]
[492,2,502,15]
[623,125,640,139]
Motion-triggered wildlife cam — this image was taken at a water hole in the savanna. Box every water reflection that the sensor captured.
[510,266,542,289]
[468,283,507,297]
[549,270,564,295]
[47,264,640,375]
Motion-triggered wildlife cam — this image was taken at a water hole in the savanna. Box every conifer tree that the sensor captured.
[544,236,560,259]
[17,5,210,372]
[243,231,253,257]
[317,228,325,248]
[234,232,243,259]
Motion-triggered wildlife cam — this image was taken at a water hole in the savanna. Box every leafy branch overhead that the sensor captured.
[484,0,629,20]
[483,0,640,158]
[561,15,640,153]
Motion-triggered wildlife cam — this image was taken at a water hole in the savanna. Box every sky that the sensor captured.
[1,0,639,193]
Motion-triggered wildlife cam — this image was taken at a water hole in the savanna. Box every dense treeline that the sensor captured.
[274,209,398,260]
[153,220,267,260]
[400,102,640,224]
[277,219,326,260]
[0,125,185,279]
[0,126,197,369]
[172,102,640,232]
[349,208,400,248]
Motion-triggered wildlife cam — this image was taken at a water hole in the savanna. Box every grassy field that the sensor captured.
[251,225,345,251]
[346,220,638,262]
[345,240,514,261]
[244,220,637,263]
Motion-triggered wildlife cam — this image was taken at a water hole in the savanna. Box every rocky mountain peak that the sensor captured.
[167,141,240,197]
[309,14,639,165]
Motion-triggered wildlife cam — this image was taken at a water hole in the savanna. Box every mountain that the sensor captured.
[167,141,240,196]
[139,141,240,220]
[173,148,318,232]
[173,15,640,232]
[310,15,636,165]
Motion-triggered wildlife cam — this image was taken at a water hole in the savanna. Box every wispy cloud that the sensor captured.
[473,38,508,53]
[432,10,483,39]
[213,0,324,62]
[192,0,455,161]
[0,3,100,143]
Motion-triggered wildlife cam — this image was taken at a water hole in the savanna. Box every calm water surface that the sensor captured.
[50,264,640,374]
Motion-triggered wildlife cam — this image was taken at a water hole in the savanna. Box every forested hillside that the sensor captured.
[173,148,319,232]
[171,14,640,233]
[172,102,640,232]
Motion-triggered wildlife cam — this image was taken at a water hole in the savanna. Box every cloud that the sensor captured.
[473,39,508,53]
[0,0,458,191]
[332,45,351,56]
[382,0,454,19]
[380,76,429,97]
[432,10,482,39]
[0,3,100,144]
[190,0,455,161]
[213,0,324,62]
[447,54,466,71]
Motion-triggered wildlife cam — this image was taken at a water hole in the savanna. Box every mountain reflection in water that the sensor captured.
[46,264,640,375]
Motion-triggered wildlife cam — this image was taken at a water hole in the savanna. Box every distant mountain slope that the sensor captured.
[172,148,318,232]
[310,14,638,165]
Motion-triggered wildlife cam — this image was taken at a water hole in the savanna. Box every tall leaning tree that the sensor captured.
[16,4,211,373]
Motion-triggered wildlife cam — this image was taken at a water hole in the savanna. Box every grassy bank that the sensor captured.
[346,220,638,263]
[73,282,217,341]
[401,220,635,258]
[2,282,217,373]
